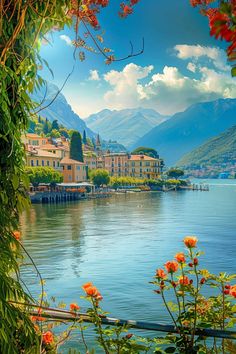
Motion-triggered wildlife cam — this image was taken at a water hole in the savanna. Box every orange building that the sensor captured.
[103,153,129,177]
[60,157,87,183]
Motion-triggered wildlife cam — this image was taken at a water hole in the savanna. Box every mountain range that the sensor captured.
[85,108,168,148]
[177,125,236,168]
[133,98,236,166]
[32,83,95,138]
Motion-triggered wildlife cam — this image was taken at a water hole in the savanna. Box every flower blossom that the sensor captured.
[42,331,54,345]
[184,236,198,248]
[70,303,80,311]
[165,261,178,273]
[156,268,167,279]
[175,252,186,263]
[82,282,103,301]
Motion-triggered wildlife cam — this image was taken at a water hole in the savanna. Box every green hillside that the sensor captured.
[177,125,236,167]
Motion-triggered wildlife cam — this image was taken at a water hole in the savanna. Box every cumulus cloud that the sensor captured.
[89,70,100,81]
[103,63,153,109]
[102,58,236,115]
[174,44,230,72]
[59,35,72,46]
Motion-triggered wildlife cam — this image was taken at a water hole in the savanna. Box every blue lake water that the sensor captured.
[20,179,236,351]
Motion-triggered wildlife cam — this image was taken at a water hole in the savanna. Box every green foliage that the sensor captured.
[0,0,73,351]
[51,119,59,131]
[70,131,84,162]
[83,130,87,144]
[109,176,146,189]
[131,146,159,158]
[90,169,110,187]
[43,118,51,135]
[167,168,184,178]
[25,167,63,186]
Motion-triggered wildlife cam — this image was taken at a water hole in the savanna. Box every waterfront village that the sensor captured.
[22,130,193,202]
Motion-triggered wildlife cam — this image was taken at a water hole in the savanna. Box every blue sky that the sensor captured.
[40,0,236,118]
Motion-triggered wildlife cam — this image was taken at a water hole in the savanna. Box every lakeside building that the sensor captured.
[60,157,87,183]
[128,154,163,179]
[103,153,129,177]
[26,147,61,169]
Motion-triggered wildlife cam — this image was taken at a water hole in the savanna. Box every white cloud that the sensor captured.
[89,70,100,81]
[187,62,196,73]
[103,63,153,109]
[174,44,230,72]
[101,59,236,115]
[59,35,72,46]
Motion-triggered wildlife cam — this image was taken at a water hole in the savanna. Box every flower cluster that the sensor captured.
[190,0,236,74]
[82,282,103,301]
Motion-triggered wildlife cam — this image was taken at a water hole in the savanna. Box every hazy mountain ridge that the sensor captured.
[133,98,236,166]
[32,83,95,138]
[177,125,236,167]
[85,108,169,148]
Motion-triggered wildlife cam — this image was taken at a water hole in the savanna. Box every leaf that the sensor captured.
[12,175,19,190]
[165,347,176,353]
[231,67,236,77]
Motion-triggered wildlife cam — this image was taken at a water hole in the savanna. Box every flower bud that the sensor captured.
[193,258,198,266]
[225,284,231,289]
[188,262,193,267]
[224,290,230,295]
[200,278,206,285]
[126,333,133,339]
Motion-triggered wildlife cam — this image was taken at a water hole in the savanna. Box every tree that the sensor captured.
[131,146,159,158]
[43,118,50,135]
[167,168,184,179]
[50,129,61,138]
[70,131,84,162]
[51,119,59,131]
[90,169,110,187]
[191,0,236,76]
[60,128,69,139]
[83,130,87,144]
[26,167,63,187]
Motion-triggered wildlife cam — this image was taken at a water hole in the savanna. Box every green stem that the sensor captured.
[92,299,109,354]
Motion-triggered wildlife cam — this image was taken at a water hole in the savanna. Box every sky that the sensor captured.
[39,0,236,118]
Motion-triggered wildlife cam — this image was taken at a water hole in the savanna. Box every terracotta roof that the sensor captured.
[25,133,46,139]
[60,157,85,165]
[27,149,60,158]
[129,155,158,161]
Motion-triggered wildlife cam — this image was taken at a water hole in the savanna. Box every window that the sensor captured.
[57,162,60,167]
[47,161,49,166]
[42,160,44,166]
[132,162,135,167]
[68,175,72,181]
[31,160,34,166]
[67,165,72,170]
[146,162,150,166]
[36,160,39,166]
[77,166,80,170]
[53,161,55,167]
[140,162,142,166]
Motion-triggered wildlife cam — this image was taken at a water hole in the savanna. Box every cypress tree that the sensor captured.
[70,131,84,162]
[43,118,49,135]
[52,119,59,131]
[83,130,87,145]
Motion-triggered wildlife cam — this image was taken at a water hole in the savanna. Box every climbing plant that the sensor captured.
[0,1,140,352]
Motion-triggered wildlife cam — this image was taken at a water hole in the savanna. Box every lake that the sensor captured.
[20,180,236,351]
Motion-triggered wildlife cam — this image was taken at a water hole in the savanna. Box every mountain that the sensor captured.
[177,125,236,168]
[133,98,236,166]
[32,83,95,138]
[85,108,168,148]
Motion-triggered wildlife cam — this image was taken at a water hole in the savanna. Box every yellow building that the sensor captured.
[103,153,129,177]
[26,148,61,169]
[128,155,162,179]
[22,133,48,146]
[39,143,69,159]
[60,157,87,183]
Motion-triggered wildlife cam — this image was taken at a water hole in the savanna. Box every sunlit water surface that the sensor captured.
[20,180,236,351]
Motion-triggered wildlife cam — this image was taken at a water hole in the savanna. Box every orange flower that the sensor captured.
[156,268,167,279]
[13,231,21,240]
[175,252,186,263]
[31,307,45,322]
[42,331,54,345]
[230,285,236,298]
[183,236,198,248]
[70,303,80,311]
[179,276,190,286]
[165,261,178,273]
[82,282,103,301]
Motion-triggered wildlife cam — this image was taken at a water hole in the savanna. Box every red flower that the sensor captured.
[156,268,167,279]
[70,303,80,311]
[193,258,198,266]
[42,331,54,345]
[13,231,21,240]
[165,261,178,273]
[179,276,190,286]
[175,252,186,263]
[200,278,206,284]
[230,285,236,298]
